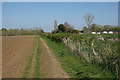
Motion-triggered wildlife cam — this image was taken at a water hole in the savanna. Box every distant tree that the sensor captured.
[103,25,111,31]
[20,28,25,35]
[14,29,20,35]
[97,25,103,32]
[112,26,120,31]
[2,28,8,36]
[58,24,65,32]
[40,29,44,33]
[90,23,99,32]
[64,22,73,33]
[8,29,15,36]
[82,26,88,31]
[72,30,80,33]
[2,28,7,31]
[54,20,57,32]
[84,13,94,31]
[26,29,34,35]
[33,27,43,34]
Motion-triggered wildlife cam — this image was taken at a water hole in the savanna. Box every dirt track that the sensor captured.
[39,38,70,78]
[2,35,35,78]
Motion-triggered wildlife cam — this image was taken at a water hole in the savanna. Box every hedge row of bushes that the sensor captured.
[41,33,120,78]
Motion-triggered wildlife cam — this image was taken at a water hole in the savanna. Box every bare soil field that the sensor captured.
[2,35,36,78]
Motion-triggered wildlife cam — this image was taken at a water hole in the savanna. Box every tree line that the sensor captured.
[52,21,119,34]
[83,13,120,32]
[52,13,119,34]
[82,24,120,32]
[1,27,44,36]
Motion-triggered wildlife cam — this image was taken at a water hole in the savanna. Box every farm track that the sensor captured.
[39,38,70,78]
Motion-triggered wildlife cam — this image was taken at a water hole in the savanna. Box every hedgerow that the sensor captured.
[40,33,120,78]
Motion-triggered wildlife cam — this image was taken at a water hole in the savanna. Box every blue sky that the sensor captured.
[2,2,118,32]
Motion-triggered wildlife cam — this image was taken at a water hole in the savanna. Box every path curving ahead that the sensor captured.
[39,38,70,78]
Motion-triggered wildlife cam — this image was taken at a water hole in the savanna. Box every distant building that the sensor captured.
[96,31,101,34]
[103,31,108,34]
[92,32,96,34]
[109,31,113,34]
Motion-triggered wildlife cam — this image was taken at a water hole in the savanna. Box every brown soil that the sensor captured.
[2,35,36,78]
[39,38,70,78]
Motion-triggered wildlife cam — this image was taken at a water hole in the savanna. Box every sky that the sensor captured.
[2,2,118,32]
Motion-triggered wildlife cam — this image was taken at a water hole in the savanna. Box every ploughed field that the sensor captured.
[2,35,35,78]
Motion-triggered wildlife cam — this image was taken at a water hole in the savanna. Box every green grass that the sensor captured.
[40,36,115,78]
[22,36,38,78]
[34,37,41,78]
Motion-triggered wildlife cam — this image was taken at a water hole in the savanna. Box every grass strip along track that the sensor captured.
[22,36,41,78]
[34,37,41,78]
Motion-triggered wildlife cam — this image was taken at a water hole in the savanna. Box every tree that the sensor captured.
[8,29,15,36]
[2,28,8,36]
[90,24,99,32]
[14,29,20,35]
[63,22,73,33]
[2,28,7,31]
[112,26,120,31]
[84,13,94,31]
[20,28,25,35]
[97,25,103,32]
[82,26,88,31]
[33,27,43,34]
[103,25,111,31]
[40,29,44,33]
[58,24,65,32]
[54,20,57,32]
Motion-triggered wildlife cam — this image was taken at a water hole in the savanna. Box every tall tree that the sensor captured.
[2,28,8,36]
[58,24,65,32]
[54,20,57,32]
[84,13,94,31]
[64,22,73,32]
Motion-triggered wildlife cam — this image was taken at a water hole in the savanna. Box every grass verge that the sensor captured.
[34,37,41,78]
[40,36,114,78]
